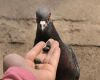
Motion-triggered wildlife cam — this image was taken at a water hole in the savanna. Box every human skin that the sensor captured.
[3,39,61,80]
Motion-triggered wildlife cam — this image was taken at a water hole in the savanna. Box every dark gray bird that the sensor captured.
[34,7,80,80]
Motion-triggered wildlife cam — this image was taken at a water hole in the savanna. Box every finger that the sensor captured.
[42,38,54,54]
[34,39,54,63]
[43,41,59,63]
[25,41,45,61]
[25,59,35,68]
[34,64,53,71]
[47,38,54,44]
[34,53,46,63]
[49,47,61,70]
[4,54,28,71]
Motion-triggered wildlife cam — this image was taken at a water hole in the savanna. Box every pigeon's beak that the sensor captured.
[40,21,47,31]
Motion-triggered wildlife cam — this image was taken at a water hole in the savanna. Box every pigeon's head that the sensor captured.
[36,7,51,31]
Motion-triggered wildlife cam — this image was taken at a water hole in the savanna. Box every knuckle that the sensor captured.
[54,41,59,47]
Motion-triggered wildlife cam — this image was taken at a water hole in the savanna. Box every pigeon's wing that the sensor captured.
[65,43,80,80]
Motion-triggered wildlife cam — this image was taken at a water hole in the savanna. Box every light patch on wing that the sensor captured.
[40,21,47,30]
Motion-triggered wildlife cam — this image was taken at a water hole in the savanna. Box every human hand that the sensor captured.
[4,39,60,80]
[25,39,60,80]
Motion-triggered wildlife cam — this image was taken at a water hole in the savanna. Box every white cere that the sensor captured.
[40,21,47,30]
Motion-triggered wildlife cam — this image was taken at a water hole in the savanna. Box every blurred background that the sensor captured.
[0,0,100,80]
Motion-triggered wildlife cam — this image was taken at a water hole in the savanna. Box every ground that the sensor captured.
[0,0,100,80]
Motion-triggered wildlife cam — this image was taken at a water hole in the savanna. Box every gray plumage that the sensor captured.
[36,7,50,21]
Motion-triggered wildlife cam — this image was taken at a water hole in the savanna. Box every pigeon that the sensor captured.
[34,7,80,80]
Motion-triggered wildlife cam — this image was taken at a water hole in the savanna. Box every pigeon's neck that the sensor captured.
[47,21,63,42]
[34,21,63,45]
[51,28,63,43]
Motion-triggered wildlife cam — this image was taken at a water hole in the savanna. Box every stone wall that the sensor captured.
[0,0,100,80]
